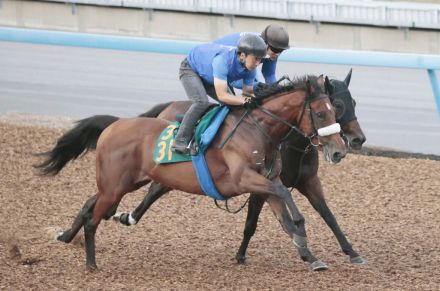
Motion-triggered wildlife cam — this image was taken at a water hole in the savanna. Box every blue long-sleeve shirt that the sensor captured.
[187,43,256,86]
[214,32,277,88]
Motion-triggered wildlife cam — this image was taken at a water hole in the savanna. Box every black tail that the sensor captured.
[138,101,173,118]
[34,115,120,176]
[34,102,173,176]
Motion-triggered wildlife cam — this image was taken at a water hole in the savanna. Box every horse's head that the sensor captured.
[325,69,366,150]
[301,75,347,163]
[255,75,346,163]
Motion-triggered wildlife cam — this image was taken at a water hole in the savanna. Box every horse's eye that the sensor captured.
[332,100,345,119]
[316,112,325,121]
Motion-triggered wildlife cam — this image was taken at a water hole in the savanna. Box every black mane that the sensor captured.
[254,75,321,100]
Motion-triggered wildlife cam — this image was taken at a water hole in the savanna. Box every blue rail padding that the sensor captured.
[0,27,201,54]
[2,27,440,70]
[280,48,440,70]
[1,26,440,116]
[427,69,440,118]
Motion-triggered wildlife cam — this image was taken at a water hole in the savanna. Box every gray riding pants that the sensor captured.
[175,58,219,142]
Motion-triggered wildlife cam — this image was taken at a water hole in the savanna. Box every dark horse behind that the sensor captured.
[35,72,365,270]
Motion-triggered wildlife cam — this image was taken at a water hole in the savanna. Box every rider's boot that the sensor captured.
[171,110,200,155]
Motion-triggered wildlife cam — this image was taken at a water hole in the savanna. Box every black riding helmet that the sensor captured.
[261,24,290,50]
[237,34,267,59]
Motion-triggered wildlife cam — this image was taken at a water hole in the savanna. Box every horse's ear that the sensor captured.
[317,74,324,85]
[344,68,353,87]
[324,76,334,94]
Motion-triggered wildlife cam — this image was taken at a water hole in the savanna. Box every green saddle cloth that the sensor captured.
[153,106,222,164]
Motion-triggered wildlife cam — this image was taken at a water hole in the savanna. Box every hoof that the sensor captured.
[56,231,72,243]
[292,234,307,249]
[43,226,63,241]
[55,231,64,240]
[311,260,328,271]
[112,212,122,221]
[350,256,368,265]
[112,212,135,226]
[235,254,246,265]
[87,263,98,272]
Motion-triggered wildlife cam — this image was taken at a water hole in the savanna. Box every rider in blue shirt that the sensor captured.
[214,24,290,89]
[172,34,267,155]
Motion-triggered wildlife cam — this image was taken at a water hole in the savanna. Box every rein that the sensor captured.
[214,196,250,214]
[260,106,309,143]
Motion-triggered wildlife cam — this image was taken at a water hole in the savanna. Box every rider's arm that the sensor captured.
[241,69,256,96]
[242,76,255,96]
[212,55,247,105]
[214,78,246,105]
[262,60,277,85]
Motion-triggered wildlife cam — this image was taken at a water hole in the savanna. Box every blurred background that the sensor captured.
[1,0,440,154]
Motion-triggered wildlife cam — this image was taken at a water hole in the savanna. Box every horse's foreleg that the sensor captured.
[266,194,328,271]
[235,194,265,264]
[242,171,326,271]
[113,182,171,226]
[57,194,97,243]
[267,180,307,239]
[266,180,328,271]
[297,176,367,264]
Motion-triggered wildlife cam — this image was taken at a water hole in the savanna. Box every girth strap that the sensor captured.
[219,110,249,149]
[248,113,277,147]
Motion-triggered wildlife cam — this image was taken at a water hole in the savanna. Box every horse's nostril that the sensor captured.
[351,136,366,147]
[332,151,346,162]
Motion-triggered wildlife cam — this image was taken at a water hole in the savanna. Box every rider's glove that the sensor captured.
[243,96,262,110]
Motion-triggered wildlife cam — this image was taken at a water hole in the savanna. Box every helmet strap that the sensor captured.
[238,52,247,67]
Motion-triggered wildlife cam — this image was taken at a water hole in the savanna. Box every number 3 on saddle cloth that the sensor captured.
[153,105,230,200]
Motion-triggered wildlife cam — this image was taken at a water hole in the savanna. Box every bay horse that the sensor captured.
[114,70,367,265]
[36,75,346,271]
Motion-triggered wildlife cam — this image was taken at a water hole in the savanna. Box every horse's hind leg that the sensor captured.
[83,191,124,271]
[57,194,97,243]
[113,182,171,226]
[235,194,265,264]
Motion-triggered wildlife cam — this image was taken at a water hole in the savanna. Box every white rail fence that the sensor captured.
[43,0,440,30]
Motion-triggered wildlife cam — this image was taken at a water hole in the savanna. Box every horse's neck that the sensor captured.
[254,90,306,142]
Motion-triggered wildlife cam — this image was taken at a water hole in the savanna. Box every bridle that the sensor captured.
[250,91,341,148]
[220,78,341,150]
[306,100,342,147]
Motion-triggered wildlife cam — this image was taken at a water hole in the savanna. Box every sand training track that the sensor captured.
[1,119,439,290]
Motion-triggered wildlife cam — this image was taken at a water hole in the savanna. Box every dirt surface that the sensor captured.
[1,121,440,290]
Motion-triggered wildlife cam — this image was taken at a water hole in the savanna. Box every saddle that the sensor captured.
[153,105,230,200]
[153,105,226,164]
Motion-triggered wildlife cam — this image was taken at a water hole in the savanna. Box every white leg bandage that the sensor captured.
[128,212,137,225]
